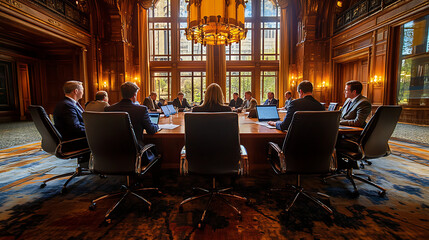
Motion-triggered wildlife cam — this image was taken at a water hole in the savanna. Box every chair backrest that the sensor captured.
[184,112,241,175]
[83,112,139,175]
[282,111,341,174]
[28,105,62,155]
[328,102,338,111]
[359,105,402,158]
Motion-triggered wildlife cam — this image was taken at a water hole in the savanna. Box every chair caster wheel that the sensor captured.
[99,174,107,179]
[120,185,127,190]
[179,206,183,213]
[40,183,46,188]
[378,191,386,197]
[367,176,372,181]
[322,179,327,184]
[351,190,360,197]
[245,199,253,206]
[89,203,96,211]
[102,219,111,225]
[238,215,242,221]
[367,161,372,165]
[61,187,68,194]
[360,163,365,169]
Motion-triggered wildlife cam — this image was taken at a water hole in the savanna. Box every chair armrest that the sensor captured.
[239,145,249,176]
[337,138,365,160]
[57,137,90,159]
[137,144,160,175]
[268,142,286,174]
[180,146,188,175]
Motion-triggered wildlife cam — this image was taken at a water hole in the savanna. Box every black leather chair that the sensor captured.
[325,106,402,196]
[328,102,338,111]
[179,112,249,228]
[28,105,91,193]
[83,111,161,223]
[268,111,341,215]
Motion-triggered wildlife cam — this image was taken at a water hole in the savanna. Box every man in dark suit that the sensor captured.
[340,80,372,127]
[229,92,243,108]
[105,82,158,148]
[263,92,279,107]
[268,81,325,131]
[283,91,293,109]
[54,81,86,140]
[143,91,160,111]
[172,92,192,109]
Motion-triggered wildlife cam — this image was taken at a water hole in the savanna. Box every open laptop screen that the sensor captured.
[256,105,280,121]
[148,113,160,124]
[167,104,176,114]
[160,105,170,117]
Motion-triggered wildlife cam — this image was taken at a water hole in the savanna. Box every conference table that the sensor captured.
[145,111,363,170]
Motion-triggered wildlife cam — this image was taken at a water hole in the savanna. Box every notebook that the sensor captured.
[148,113,160,124]
[160,105,171,117]
[167,104,177,115]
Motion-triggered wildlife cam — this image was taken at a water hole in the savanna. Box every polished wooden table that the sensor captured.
[145,112,363,170]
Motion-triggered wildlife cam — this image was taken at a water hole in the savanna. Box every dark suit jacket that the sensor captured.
[276,95,325,131]
[229,97,243,108]
[143,97,160,111]
[192,104,232,112]
[340,95,371,127]
[172,98,191,109]
[105,99,158,147]
[264,98,279,107]
[53,97,86,140]
[284,98,293,109]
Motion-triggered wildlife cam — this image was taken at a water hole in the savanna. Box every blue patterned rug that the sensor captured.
[0,140,428,239]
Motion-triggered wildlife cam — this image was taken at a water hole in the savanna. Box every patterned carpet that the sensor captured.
[0,140,428,239]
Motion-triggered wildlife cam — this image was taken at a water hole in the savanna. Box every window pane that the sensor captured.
[180,0,187,17]
[152,72,171,100]
[180,72,206,103]
[226,71,252,101]
[262,0,278,17]
[150,22,171,61]
[154,0,170,17]
[261,71,278,101]
[261,21,279,60]
[245,0,252,17]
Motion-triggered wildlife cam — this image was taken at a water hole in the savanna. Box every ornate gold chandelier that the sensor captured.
[185,0,247,46]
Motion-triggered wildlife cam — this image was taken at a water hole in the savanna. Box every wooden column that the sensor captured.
[138,5,151,100]
[80,47,89,103]
[279,3,290,106]
[206,45,226,102]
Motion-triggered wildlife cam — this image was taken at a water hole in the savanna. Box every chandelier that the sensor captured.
[185,0,247,46]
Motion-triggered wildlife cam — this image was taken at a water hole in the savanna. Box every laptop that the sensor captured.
[255,105,280,128]
[161,105,171,117]
[166,104,177,115]
[148,113,160,124]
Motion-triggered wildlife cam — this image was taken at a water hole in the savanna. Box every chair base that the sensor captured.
[324,169,386,196]
[89,178,160,222]
[271,176,333,215]
[40,166,91,194]
[179,178,248,228]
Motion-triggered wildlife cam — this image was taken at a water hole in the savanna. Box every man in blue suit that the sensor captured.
[105,82,159,148]
[263,92,279,107]
[268,81,324,131]
[54,81,86,141]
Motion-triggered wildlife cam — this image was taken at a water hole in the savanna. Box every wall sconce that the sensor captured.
[103,81,108,89]
[290,74,296,88]
[370,75,383,86]
[337,1,343,8]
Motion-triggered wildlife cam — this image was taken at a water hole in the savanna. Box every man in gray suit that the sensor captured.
[143,91,160,111]
[340,80,371,127]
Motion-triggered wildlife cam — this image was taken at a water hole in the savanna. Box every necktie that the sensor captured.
[342,100,351,116]
[152,99,155,109]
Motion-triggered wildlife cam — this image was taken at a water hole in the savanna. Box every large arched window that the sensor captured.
[149,0,280,102]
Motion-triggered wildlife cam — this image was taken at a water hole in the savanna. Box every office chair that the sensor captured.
[328,102,338,111]
[268,111,341,215]
[83,111,161,223]
[179,112,249,228]
[325,106,402,196]
[28,105,91,194]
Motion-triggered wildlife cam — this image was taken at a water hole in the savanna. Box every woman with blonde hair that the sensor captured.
[192,83,232,112]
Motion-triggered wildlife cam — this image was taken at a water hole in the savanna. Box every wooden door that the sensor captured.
[338,59,369,105]
[17,63,31,120]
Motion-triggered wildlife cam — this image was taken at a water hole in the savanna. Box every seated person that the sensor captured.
[283,91,293,110]
[172,92,192,109]
[263,92,279,107]
[54,81,86,140]
[85,91,109,112]
[340,80,372,127]
[268,81,324,131]
[238,91,257,112]
[229,92,243,108]
[105,82,158,148]
[143,91,160,111]
[193,83,232,112]
[53,80,89,164]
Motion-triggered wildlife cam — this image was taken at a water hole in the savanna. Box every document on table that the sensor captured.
[254,122,276,129]
[159,124,180,130]
[278,110,287,113]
